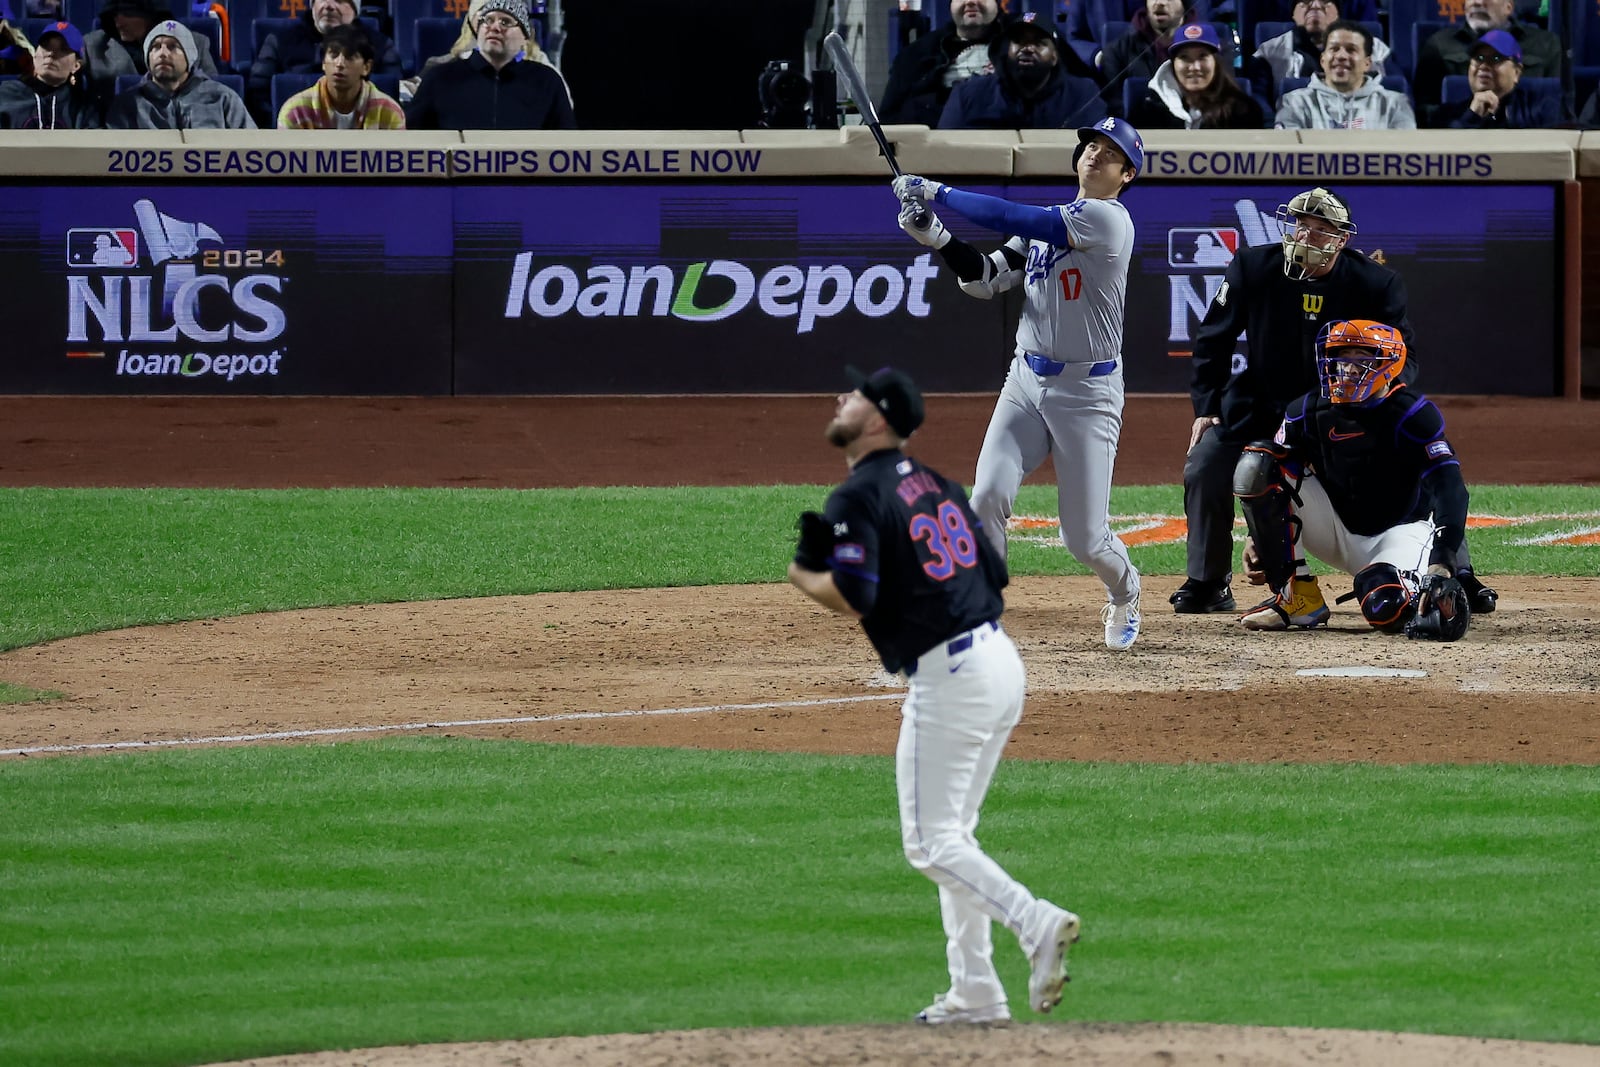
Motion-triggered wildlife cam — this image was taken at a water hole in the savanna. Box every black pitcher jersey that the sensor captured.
[1279,387,1469,563]
[822,449,1007,673]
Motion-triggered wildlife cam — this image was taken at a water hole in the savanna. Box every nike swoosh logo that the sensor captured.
[949,662,963,674]
[1328,429,1365,441]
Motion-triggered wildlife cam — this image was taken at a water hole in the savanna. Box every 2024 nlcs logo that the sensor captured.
[65,199,290,382]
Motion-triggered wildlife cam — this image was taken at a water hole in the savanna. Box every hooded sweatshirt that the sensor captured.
[0,72,101,127]
[103,19,252,127]
[1272,73,1415,129]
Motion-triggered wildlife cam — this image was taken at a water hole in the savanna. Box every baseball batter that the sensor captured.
[1233,319,1473,640]
[893,116,1145,651]
[788,365,1080,1026]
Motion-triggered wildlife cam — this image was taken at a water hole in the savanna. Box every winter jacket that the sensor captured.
[105,69,254,128]
[277,76,405,129]
[1273,74,1414,128]
[1433,82,1569,129]
[1253,26,1390,102]
[1128,59,1265,129]
[878,19,1008,127]
[0,74,100,127]
[247,8,402,126]
[1413,19,1561,114]
[404,51,574,130]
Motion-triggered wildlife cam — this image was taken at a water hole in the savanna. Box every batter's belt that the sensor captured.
[1022,353,1119,378]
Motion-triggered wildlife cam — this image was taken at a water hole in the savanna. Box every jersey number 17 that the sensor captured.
[1058,268,1082,301]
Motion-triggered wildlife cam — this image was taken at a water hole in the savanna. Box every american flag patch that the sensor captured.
[834,543,865,564]
[1426,440,1453,458]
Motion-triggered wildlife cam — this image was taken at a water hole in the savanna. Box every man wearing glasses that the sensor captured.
[405,0,574,129]
[1431,30,1567,128]
[1413,0,1559,124]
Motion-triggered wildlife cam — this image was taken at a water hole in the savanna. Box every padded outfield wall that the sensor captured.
[0,127,1583,397]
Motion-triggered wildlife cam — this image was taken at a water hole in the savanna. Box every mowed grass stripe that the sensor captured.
[0,741,1596,1067]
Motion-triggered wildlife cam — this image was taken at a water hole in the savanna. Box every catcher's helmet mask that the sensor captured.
[1276,187,1355,279]
[1316,319,1406,405]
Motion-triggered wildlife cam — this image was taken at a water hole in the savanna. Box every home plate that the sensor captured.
[1297,666,1428,678]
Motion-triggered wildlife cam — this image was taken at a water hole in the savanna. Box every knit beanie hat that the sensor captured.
[475,0,530,37]
[144,17,198,68]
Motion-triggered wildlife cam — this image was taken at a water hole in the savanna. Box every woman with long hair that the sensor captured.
[1129,21,1264,128]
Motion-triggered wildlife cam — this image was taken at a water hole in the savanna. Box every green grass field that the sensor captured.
[1,484,1598,1066]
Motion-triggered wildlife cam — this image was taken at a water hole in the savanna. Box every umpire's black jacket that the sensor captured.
[1190,244,1418,444]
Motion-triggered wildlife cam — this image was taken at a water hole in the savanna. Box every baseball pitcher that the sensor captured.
[893,117,1145,651]
[787,365,1080,1026]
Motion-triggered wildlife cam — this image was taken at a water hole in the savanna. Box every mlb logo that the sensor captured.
[1167,228,1239,268]
[67,228,138,268]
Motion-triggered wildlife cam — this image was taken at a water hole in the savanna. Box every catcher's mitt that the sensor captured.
[1405,574,1471,642]
[793,510,835,572]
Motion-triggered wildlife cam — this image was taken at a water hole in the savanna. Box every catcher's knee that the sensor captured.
[1232,440,1294,499]
[1354,563,1416,633]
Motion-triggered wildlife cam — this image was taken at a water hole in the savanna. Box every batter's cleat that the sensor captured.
[1170,578,1236,614]
[1102,594,1141,651]
[915,994,1011,1026]
[1457,568,1498,614]
[1240,576,1330,630]
[1028,908,1080,1014]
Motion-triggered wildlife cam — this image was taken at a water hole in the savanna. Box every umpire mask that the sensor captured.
[1276,187,1355,280]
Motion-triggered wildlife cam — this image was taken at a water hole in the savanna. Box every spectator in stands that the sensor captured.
[1580,87,1600,129]
[1272,21,1413,128]
[1414,0,1560,123]
[247,0,401,128]
[105,18,252,127]
[1252,0,1391,105]
[276,23,402,129]
[1096,0,1204,117]
[938,14,1104,129]
[399,0,568,106]
[404,0,573,130]
[83,0,218,108]
[878,0,1008,126]
[1429,29,1568,128]
[0,21,100,127]
[1129,21,1265,128]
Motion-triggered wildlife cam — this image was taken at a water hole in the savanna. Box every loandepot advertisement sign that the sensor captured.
[0,182,1560,395]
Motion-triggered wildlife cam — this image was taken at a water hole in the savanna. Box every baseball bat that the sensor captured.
[823,31,931,229]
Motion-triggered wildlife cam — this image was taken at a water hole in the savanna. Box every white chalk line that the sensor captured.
[0,693,903,758]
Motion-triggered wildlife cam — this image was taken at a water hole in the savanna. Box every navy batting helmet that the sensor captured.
[1073,116,1144,178]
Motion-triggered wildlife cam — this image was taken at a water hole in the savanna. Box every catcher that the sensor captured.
[1233,319,1473,641]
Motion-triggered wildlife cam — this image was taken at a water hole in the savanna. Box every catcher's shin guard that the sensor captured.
[1406,574,1471,642]
[1233,441,1301,592]
[1352,563,1417,633]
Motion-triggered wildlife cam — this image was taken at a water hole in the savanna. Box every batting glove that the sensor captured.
[892,174,945,203]
[898,199,950,249]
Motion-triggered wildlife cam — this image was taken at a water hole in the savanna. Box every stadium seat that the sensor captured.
[410,15,460,71]
[270,70,316,115]
[1122,73,1148,116]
